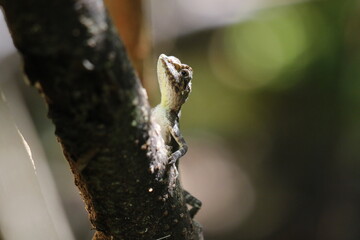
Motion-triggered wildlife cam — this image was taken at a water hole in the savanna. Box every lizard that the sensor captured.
[152,54,201,218]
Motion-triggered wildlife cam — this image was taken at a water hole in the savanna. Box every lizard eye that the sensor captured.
[180,69,192,83]
[180,69,189,78]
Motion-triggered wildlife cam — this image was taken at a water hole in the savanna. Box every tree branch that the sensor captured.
[0,0,202,239]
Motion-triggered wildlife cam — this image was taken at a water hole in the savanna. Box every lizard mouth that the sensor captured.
[159,54,168,61]
[159,54,170,68]
[159,54,181,65]
[159,54,178,83]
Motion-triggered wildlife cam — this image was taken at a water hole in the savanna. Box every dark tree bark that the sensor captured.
[0,0,202,239]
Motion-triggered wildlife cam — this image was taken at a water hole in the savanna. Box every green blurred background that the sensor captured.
[151,0,360,239]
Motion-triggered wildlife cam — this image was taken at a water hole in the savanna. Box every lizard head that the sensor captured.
[157,54,193,112]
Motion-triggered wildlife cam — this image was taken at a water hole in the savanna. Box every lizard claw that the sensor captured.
[172,163,179,179]
[168,156,179,179]
[168,155,177,165]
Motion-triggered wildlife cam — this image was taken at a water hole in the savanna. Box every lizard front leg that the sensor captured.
[168,122,188,165]
[168,124,202,218]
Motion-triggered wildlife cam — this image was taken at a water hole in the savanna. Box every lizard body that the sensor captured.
[152,54,192,159]
[152,54,201,218]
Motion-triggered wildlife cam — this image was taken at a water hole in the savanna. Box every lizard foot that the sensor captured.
[183,190,202,218]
